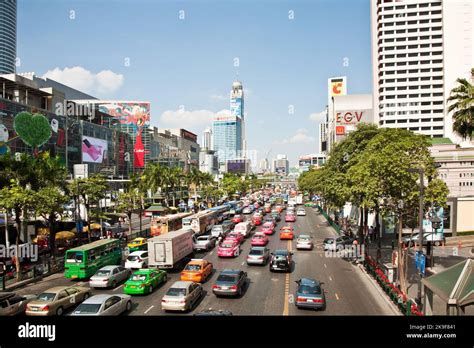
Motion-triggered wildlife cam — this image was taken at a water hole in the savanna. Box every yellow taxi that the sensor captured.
[180,259,213,283]
[280,226,295,240]
[127,238,148,252]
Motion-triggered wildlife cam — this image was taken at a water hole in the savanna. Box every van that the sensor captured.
[211,223,232,238]
[234,222,252,238]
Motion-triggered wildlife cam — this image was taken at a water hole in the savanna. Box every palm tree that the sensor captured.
[187,167,202,200]
[447,68,474,140]
[167,166,183,208]
[143,163,164,200]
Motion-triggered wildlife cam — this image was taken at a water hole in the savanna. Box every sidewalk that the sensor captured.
[365,238,473,315]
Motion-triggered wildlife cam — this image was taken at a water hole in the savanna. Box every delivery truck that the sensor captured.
[147,228,194,269]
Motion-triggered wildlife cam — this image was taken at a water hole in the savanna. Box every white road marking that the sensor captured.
[329,276,333,281]
[113,284,124,291]
[144,305,154,314]
[209,251,214,255]
[335,293,340,300]
[324,264,327,269]
[241,261,245,266]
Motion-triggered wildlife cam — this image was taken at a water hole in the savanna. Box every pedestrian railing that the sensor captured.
[364,255,423,316]
[0,256,65,291]
[317,206,342,235]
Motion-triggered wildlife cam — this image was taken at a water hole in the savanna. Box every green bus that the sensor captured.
[64,239,122,279]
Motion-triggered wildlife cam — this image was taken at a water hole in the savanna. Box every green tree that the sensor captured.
[447,69,474,140]
[68,175,108,241]
[115,190,141,237]
[0,181,35,280]
[34,186,69,255]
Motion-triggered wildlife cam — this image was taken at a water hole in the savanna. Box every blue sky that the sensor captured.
[17,0,372,166]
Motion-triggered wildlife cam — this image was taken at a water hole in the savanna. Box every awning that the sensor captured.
[422,259,474,307]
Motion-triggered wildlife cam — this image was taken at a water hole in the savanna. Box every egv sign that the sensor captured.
[335,109,373,126]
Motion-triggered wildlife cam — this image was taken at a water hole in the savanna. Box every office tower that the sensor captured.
[273,154,289,176]
[230,80,245,157]
[202,127,212,150]
[371,0,474,140]
[0,0,17,74]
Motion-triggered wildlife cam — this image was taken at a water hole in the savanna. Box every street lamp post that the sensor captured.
[428,214,442,269]
[407,167,424,308]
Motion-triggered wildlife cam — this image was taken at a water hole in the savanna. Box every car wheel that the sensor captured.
[163,274,168,282]
[235,249,240,257]
[83,292,90,301]
[149,285,154,294]
[126,300,132,312]
[56,306,64,316]
[237,287,242,297]
[111,280,117,288]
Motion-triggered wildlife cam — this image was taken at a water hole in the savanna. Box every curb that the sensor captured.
[357,263,402,315]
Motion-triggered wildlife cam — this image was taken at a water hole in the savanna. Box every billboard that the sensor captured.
[82,136,107,163]
[227,160,247,174]
[230,97,243,117]
[180,129,197,142]
[335,109,373,126]
[328,77,347,98]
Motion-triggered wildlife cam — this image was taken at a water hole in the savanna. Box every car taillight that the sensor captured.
[42,305,50,311]
[314,299,324,303]
[179,299,186,303]
[257,256,263,260]
[297,297,306,302]
[212,285,220,289]
[230,285,237,290]
[102,278,109,282]
[161,299,167,303]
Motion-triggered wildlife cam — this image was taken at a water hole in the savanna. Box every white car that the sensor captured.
[402,233,445,247]
[296,235,313,250]
[234,222,252,237]
[125,251,149,269]
[296,209,306,216]
[193,235,216,251]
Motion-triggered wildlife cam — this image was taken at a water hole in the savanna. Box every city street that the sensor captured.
[14,206,397,316]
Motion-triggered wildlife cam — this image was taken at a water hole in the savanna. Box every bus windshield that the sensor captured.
[66,251,84,263]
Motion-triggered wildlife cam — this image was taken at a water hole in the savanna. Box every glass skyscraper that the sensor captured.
[0,0,17,74]
[212,80,245,164]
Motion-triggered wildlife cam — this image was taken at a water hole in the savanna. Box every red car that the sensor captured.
[225,232,245,244]
[251,232,269,246]
[232,215,243,224]
[252,214,262,226]
[285,213,296,222]
[217,240,241,257]
[260,222,275,235]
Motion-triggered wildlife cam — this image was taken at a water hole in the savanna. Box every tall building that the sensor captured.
[202,127,212,150]
[213,81,245,165]
[230,80,245,156]
[371,0,474,140]
[0,0,17,74]
[259,158,269,173]
[273,154,289,176]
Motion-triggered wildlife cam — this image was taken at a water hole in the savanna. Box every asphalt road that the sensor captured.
[15,207,397,316]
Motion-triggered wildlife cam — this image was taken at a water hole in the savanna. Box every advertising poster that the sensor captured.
[230,97,242,117]
[328,76,347,98]
[98,102,150,168]
[82,136,107,163]
[227,160,246,174]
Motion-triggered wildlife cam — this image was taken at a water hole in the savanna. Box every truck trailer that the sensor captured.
[147,228,194,269]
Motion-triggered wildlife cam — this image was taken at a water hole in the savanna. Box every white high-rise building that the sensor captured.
[370,0,474,141]
[202,127,212,150]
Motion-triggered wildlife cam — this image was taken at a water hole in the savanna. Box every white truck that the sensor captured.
[296,194,303,205]
[147,228,194,269]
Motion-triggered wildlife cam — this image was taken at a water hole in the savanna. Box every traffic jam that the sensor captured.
[1,188,329,316]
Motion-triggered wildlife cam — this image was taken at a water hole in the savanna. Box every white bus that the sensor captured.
[182,210,218,235]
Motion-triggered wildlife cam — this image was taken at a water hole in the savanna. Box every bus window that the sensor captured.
[66,252,84,263]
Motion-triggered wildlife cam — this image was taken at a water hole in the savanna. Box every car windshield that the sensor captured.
[185,264,201,271]
[131,274,147,281]
[324,239,334,244]
[127,255,140,261]
[299,284,321,295]
[221,242,234,248]
[253,235,264,239]
[74,303,101,314]
[95,270,111,277]
[197,236,209,241]
[217,274,237,282]
[275,251,288,256]
[249,249,264,255]
[37,293,56,301]
[66,251,83,263]
[166,288,186,297]
[212,226,222,231]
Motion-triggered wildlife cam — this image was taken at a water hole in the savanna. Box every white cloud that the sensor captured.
[309,111,326,123]
[277,129,315,144]
[210,93,229,101]
[42,66,124,96]
[160,108,231,129]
